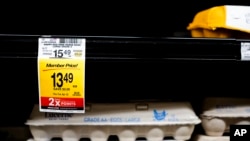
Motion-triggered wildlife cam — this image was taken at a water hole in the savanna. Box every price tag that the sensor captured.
[241,42,250,61]
[38,38,85,113]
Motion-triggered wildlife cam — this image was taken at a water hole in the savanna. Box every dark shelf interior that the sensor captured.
[1,1,250,37]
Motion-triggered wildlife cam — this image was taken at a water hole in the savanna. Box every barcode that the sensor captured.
[59,38,82,44]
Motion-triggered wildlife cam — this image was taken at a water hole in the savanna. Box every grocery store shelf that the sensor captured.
[0,34,249,127]
[0,34,243,61]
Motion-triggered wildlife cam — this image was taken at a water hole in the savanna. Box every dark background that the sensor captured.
[1,1,249,36]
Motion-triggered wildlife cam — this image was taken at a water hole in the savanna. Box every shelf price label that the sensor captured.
[241,42,250,61]
[38,38,85,113]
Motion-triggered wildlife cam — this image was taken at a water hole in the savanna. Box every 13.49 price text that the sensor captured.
[51,72,73,87]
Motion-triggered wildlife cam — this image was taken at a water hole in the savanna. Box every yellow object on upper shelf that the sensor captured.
[187,5,250,38]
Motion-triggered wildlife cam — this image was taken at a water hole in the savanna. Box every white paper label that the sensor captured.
[38,38,85,59]
[226,5,250,31]
[241,42,250,60]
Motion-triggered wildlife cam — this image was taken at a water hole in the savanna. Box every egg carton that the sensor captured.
[201,97,250,136]
[187,5,250,38]
[26,102,201,141]
[193,134,229,141]
[26,138,180,141]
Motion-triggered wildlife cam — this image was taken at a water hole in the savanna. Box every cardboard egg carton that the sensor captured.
[193,134,229,141]
[201,97,250,136]
[26,102,201,141]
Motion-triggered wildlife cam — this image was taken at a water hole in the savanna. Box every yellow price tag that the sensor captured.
[38,38,85,113]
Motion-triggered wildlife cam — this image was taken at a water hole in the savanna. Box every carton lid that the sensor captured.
[187,5,250,33]
[26,102,201,126]
[201,97,250,118]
